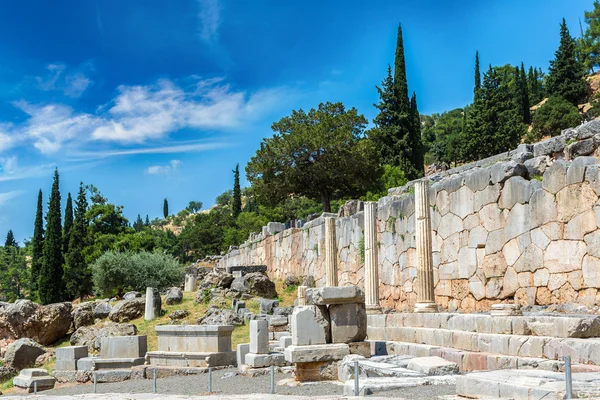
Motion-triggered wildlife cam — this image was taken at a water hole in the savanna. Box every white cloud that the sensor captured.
[197,0,221,42]
[0,156,56,182]
[146,160,182,175]
[70,141,229,159]
[35,63,93,98]
[0,190,24,206]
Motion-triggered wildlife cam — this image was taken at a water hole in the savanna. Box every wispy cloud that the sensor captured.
[0,156,56,182]
[35,63,93,98]
[0,190,24,206]
[197,0,221,42]
[70,141,230,159]
[146,160,182,175]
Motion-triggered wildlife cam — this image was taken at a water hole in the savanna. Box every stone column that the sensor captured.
[184,274,197,292]
[364,202,382,314]
[297,286,307,306]
[145,287,161,320]
[325,217,338,287]
[414,180,438,313]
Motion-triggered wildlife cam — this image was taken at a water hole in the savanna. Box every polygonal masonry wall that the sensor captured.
[215,120,600,312]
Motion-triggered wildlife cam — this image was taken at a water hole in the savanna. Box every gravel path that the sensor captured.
[6,368,456,399]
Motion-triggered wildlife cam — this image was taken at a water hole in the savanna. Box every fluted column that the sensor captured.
[325,217,338,287]
[364,202,382,313]
[414,179,438,313]
[297,286,307,306]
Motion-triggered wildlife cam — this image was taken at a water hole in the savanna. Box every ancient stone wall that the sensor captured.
[217,120,600,312]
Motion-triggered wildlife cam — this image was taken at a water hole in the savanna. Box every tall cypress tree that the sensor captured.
[474,51,481,100]
[31,189,44,297]
[517,63,531,124]
[63,193,73,256]
[39,169,63,304]
[409,92,424,177]
[4,230,17,248]
[64,182,91,300]
[394,25,409,111]
[232,164,242,218]
[163,198,169,219]
[547,18,588,105]
[145,215,150,226]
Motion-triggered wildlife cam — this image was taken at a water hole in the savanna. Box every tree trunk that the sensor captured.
[321,194,331,213]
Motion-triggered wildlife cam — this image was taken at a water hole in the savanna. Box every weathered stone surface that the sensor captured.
[567,156,599,184]
[568,138,596,157]
[449,186,475,219]
[237,343,250,366]
[407,356,459,375]
[482,253,508,278]
[100,335,147,359]
[13,369,55,392]
[290,305,330,346]
[490,161,527,184]
[583,255,600,288]
[109,298,145,322]
[249,319,269,354]
[534,135,566,157]
[512,244,543,273]
[437,212,464,240]
[197,305,243,326]
[154,325,233,353]
[465,168,490,192]
[329,303,367,343]
[458,247,477,279]
[169,309,189,320]
[93,302,112,319]
[529,189,557,229]
[524,155,551,176]
[165,287,183,305]
[5,338,46,370]
[72,302,95,329]
[305,286,364,305]
[586,164,600,195]
[556,183,598,222]
[145,287,162,320]
[260,299,279,314]
[479,204,503,232]
[70,322,138,352]
[0,300,72,345]
[244,272,277,298]
[123,291,140,300]
[284,343,350,363]
[565,210,597,240]
[542,159,569,194]
[499,177,533,209]
[485,229,506,255]
[504,203,531,241]
[544,240,587,273]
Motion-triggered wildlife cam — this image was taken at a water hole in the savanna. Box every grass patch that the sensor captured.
[531,174,543,181]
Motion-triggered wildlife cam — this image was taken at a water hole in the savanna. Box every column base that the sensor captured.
[414,302,438,313]
[366,304,382,314]
[490,303,522,316]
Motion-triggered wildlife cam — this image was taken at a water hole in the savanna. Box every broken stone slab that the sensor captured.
[330,302,367,343]
[349,341,371,358]
[100,335,147,359]
[305,286,365,305]
[237,343,250,366]
[13,369,56,393]
[406,356,459,376]
[147,350,236,367]
[284,343,350,363]
[279,336,292,349]
[490,304,522,316]
[290,305,330,346]
[56,345,88,361]
[250,320,269,354]
[155,325,234,353]
[93,369,132,383]
[342,375,458,396]
[93,357,146,370]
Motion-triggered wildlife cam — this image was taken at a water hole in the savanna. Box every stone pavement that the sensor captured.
[6,395,400,400]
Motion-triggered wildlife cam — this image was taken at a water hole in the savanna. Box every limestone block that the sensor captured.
[457,247,477,279]
[155,325,233,353]
[436,190,450,215]
[237,343,249,366]
[56,346,88,361]
[529,189,557,230]
[524,155,551,176]
[284,344,350,363]
[468,226,487,249]
[584,230,600,257]
[144,287,161,321]
[480,203,503,232]
[290,305,330,346]
[490,161,527,184]
[474,184,501,211]
[499,267,518,299]
[499,177,533,210]
[556,183,598,222]
[100,335,147,359]
[469,278,486,301]
[542,160,569,195]
[54,360,78,371]
[583,255,600,288]
[437,213,464,240]
[329,303,367,344]
[406,356,458,375]
[544,240,587,273]
[482,252,508,278]
[465,168,491,192]
[441,233,460,264]
[568,138,596,157]
[245,353,272,368]
[512,244,543,273]
[503,203,530,241]
[13,369,56,392]
[565,210,597,240]
[541,221,564,240]
[502,239,521,266]
[517,272,534,287]
[76,357,96,371]
[567,156,599,185]
[279,336,292,349]
[250,320,269,354]
[305,286,364,305]
[485,277,502,299]
[586,164,600,195]
[449,186,475,219]
[530,228,550,250]
[485,229,506,255]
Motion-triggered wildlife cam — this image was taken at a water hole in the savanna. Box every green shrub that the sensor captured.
[532,96,581,138]
[91,250,183,297]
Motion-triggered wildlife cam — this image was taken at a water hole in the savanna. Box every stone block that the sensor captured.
[329,302,367,343]
[349,341,371,358]
[56,346,88,361]
[93,357,145,370]
[284,344,350,363]
[13,369,56,393]
[147,350,235,367]
[296,360,339,382]
[100,335,147,359]
[407,356,459,375]
[76,357,97,371]
[54,360,77,371]
[145,287,161,320]
[250,319,269,354]
[279,336,292,349]
[245,353,272,368]
[156,325,233,353]
[305,286,364,305]
[237,343,250,366]
[290,305,330,346]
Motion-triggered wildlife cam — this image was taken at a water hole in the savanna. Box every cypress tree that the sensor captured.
[163,198,169,219]
[474,51,481,100]
[31,189,44,297]
[63,193,73,256]
[409,92,424,177]
[547,19,588,105]
[145,215,150,226]
[517,63,531,124]
[232,164,242,218]
[64,182,91,300]
[39,169,63,304]
[394,25,409,111]
[4,230,17,248]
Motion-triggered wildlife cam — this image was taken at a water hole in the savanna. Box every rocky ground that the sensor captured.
[5,367,456,399]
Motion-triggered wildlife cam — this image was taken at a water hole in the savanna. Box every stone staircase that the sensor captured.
[367,312,600,372]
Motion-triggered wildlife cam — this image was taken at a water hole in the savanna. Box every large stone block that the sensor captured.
[305,286,364,305]
[237,343,250,366]
[250,320,269,354]
[155,325,233,353]
[329,303,367,344]
[100,335,147,359]
[56,346,88,361]
[284,344,350,363]
[290,305,330,345]
[407,356,459,375]
[13,369,56,393]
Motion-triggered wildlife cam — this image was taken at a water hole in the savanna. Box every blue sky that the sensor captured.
[0,0,594,242]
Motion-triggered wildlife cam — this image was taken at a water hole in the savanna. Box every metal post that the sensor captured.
[270,365,275,394]
[34,380,37,394]
[93,373,97,394]
[153,368,157,393]
[208,367,212,393]
[565,356,572,399]
[354,360,360,396]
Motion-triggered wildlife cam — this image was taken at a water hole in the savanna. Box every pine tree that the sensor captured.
[163,198,169,219]
[4,230,17,248]
[39,169,63,304]
[31,189,44,297]
[232,164,242,218]
[547,19,588,105]
[145,215,150,226]
[474,51,481,100]
[64,182,91,300]
[133,214,144,231]
[583,1,600,72]
[517,63,531,124]
[63,193,73,256]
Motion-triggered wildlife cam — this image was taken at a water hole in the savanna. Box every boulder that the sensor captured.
[108,298,145,322]
[337,200,364,217]
[0,300,72,345]
[123,291,141,300]
[93,302,112,319]
[169,310,189,320]
[165,287,183,305]
[72,302,95,329]
[290,305,331,345]
[230,277,251,293]
[5,338,47,370]
[302,275,315,288]
[273,307,293,317]
[245,272,277,298]
[283,275,300,289]
[260,299,279,314]
[70,322,138,353]
[197,306,243,326]
[0,367,17,381]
